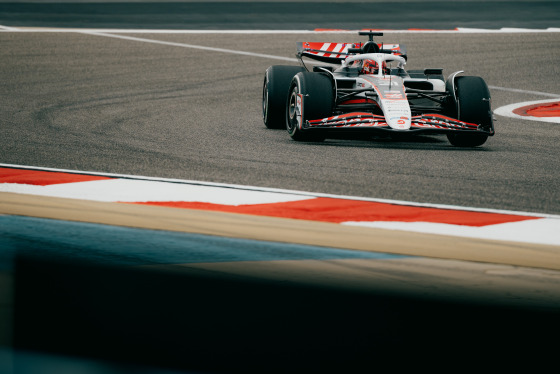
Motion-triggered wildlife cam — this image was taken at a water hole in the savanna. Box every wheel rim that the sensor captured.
[288,86,300,132]
[262,79,269,120]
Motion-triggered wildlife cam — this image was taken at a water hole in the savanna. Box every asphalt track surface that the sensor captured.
[1,1,560,372]
[1,31,559,214]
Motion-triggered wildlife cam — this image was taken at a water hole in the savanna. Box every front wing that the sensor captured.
[306,113,494,135]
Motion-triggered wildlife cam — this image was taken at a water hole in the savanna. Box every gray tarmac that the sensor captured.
[1,31,559,214]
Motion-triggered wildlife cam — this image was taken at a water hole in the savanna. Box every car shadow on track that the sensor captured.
[267,128,492,150]
[316,134,491,151]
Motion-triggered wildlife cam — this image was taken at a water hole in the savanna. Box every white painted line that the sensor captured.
[494,98,560,124]
[489,86,560,98]
[3,27,560,100]
[2,28,324,34]
[77,32,560,101]
[0,25,19,31]
[2,27,559,34]
[81,31,298,62]
[5,27,558,99]
[457,27,560,33]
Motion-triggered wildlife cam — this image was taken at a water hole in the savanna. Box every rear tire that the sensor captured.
[286,72,334,142]
[447,76,492,147]
[263,65,306,129]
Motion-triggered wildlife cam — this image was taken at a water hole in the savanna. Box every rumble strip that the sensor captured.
[2,164,559,246]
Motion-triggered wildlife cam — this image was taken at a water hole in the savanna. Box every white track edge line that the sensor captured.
[83,32,560,99]
[2,27,560,33]
[488,86,560,98]
[82,31,298,62]
[81,32,560,99]
[2,163,558,219]
[3,27,559,98]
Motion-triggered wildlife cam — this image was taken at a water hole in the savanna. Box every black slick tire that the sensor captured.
[263,65,306,129]
[447,76,492,147]
[286,72,334,142]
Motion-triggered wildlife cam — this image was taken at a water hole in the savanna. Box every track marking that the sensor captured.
[488,86,560,98]
[82,31,298,62]
[0,25,19,31]
[2,164,560,247]
[494,98,560,123]
[2,26,559,98]
[79,31,560,100]
[2,26,560,33]
[80,31,560,99]
[1,163,557,218]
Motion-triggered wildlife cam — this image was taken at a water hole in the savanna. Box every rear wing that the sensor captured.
[296,42,407,64]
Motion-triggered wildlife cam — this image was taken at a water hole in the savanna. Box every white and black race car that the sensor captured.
[262,31,494,147]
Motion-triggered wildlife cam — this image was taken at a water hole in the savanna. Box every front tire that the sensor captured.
[263,65,306,129]
[286,72,334,142]
[446,76,492,147]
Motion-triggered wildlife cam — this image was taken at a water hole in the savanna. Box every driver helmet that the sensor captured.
[361,59,387,74]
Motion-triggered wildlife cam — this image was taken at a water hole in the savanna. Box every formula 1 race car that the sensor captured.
[262,31,494,147]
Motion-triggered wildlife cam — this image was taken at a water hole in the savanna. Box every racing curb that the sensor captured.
[494,99,560,124]
[1,164,560,270]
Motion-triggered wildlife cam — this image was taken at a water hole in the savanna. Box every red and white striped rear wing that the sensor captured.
[297,42,407,63]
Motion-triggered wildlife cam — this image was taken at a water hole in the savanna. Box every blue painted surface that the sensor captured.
[0,215,407,269]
